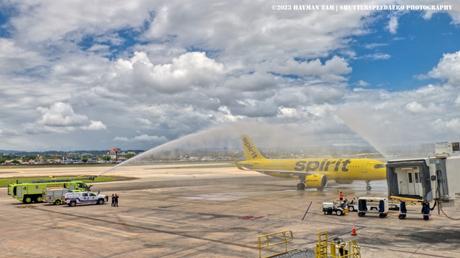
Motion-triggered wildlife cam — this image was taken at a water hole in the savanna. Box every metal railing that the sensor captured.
[257,230,294,258]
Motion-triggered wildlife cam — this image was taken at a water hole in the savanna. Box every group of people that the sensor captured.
[111,193,119,207]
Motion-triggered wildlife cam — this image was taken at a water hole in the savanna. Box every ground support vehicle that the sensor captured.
[65,191,106,207]
[45,188,70,205]
[347,203,358,212]
[357,197,388,218]
[322,201,347,216]
[345,199,358,212]
[7,180,91,204]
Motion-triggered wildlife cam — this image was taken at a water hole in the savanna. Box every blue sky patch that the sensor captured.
[78,11,155,59]
[349,11,460,90]
[78,27,148,59]
[0,4,17,38]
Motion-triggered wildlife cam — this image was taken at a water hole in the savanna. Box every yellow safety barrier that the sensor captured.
[257,230,294,258]
[315,232,361,258]
[316,231,328,258]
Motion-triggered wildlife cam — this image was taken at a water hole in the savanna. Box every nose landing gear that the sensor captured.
[297,182,306,191]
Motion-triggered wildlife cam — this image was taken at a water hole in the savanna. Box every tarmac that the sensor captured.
[0,163,459,258]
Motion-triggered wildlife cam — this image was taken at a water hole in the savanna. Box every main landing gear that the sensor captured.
[366,181,372,191]
[297,176,306,191]
[297,182,306,191]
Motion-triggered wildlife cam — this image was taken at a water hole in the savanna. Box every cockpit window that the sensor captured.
[374,164,385,169]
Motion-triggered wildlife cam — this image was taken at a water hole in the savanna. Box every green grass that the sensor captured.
[0,163,115,169]
[0,175,136,188]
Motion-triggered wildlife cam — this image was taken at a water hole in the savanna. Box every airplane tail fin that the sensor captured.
[241,135,266,160]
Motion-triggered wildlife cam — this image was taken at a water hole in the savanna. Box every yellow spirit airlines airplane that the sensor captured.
[236,135,386,191]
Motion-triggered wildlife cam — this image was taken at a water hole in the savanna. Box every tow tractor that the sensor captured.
[322,201,347,216]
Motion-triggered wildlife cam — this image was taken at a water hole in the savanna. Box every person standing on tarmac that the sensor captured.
[339,191,344,201]
[114,193,119,207]
[111,194,115,207]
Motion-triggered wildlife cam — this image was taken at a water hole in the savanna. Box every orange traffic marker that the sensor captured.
[351,224,357,236]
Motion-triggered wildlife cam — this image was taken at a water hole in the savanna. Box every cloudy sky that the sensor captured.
[0,0,460,151]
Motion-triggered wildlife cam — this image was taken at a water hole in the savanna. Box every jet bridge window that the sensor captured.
[374,164,385,169]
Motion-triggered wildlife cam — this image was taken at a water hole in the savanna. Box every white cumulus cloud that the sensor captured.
[36,102,106,132]
[114,134,168,143]
[1,1,460,151]
[83,121,107,131]
[37,102,89,127]
[272,56,351,81]
[428,51,460,85]
[110,51,224,93]
[387,16,399,34]
[405,101,425,113]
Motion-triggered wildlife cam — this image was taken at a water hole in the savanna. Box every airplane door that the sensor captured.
[408,172,416,195]
[396,168,409,195]
[397,167,422,196]
[407,167,422,196]
[414,173,420,195]
[413,172,423,196]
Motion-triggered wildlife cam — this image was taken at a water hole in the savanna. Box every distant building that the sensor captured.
[108,147,121,161]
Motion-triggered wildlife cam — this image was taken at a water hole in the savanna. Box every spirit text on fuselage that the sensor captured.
[294,159,351,172]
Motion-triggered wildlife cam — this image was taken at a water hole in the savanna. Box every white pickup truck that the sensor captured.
[64,191,106,207]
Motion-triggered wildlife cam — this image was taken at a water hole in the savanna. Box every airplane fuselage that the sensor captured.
[237,158,386,181]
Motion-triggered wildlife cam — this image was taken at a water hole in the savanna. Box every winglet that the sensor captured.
[241,135,266,160]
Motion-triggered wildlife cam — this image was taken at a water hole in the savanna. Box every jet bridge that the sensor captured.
[387,143,460,203]
[386,142,460,220]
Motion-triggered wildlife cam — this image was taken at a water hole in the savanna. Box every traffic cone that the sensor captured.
[351,225,357,236]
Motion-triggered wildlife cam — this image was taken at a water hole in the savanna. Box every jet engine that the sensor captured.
[305,174,328,189]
